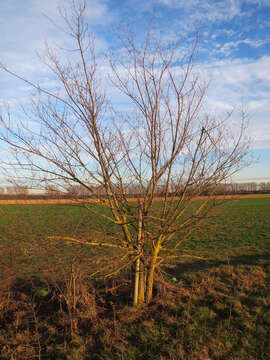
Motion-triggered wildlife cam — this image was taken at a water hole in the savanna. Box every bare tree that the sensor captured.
[0,1,249,305]
[44,184,62,198]
[66,184,91,198]
[6,185,29,197]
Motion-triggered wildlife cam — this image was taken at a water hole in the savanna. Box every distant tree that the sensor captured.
[0,1,249,305]
[66,184,80,198]
[66,184,90,198]
[6,185,29,197]
[259,182,267,192]
[44,185,61,198]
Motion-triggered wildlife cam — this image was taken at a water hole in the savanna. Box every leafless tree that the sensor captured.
[44,184,62,198]
[6,185,29,197]
[0,1,249,305]
[66,184,91,198]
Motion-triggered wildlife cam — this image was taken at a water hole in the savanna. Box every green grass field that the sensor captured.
[0,198,270,359]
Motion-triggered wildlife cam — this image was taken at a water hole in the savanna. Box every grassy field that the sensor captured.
[0,198,270,359]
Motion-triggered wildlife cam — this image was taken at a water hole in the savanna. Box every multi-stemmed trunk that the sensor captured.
[133,254,159,306]
[133,212,161,305]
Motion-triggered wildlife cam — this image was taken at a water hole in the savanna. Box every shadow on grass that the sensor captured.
[1,253,270,360]
[174,252,270,276]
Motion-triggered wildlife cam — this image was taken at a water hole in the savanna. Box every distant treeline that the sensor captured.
[0,182,270,200]
[213,182,270,195]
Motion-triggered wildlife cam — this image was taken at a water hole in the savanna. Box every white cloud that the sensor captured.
[200,56,270,149]
[158,0,270,33]
[158,0,243,23]
[217,38,268,56]
[0,0,110,106]
[0,0,109,75]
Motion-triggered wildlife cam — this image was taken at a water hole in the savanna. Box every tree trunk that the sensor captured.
[133,207,143,306]
[133,257,140,306]
[146,244,161,304]
[138,260,145,304]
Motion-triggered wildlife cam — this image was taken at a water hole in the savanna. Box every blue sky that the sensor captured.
[0,0,269,183]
